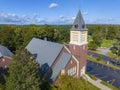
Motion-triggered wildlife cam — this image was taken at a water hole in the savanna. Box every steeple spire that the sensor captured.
[71,10,87,31]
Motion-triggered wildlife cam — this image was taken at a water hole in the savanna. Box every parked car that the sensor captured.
[86,66,93,72]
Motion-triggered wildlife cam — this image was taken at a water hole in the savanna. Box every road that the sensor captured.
[97,48,110,55]
[86,61,120,88]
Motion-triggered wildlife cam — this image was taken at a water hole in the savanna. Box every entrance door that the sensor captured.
[80,66,86,76]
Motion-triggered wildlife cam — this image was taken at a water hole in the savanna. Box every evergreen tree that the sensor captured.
[5,49,41,90]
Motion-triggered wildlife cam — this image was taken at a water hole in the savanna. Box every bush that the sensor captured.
[97,55,103,61]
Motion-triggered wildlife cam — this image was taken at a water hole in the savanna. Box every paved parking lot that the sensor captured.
[86,61,120,88]
[88,51,120,67]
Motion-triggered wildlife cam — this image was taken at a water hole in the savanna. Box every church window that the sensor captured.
[81,32,86,42]
[67,66,76,76]
[74,24,78,28]
[72,32,78,42]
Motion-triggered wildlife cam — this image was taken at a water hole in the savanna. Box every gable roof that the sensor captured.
[71,10,88,31]
[0,45,13,57]
[26,38,64,67]
[51,52,72,81]
[0,52,2,57]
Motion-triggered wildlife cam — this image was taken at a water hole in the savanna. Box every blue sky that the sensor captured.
[0,0,120,25]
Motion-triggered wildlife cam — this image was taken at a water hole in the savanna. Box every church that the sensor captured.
[26,10,88,83]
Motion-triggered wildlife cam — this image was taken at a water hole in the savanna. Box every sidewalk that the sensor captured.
[83,74,112,90]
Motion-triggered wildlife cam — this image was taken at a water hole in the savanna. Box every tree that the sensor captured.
[92,33,103,47]
[110,41,120,57]
[88,41,98,50]
[106,25,119,40]
[97,55,103,61]
[5,49,41,90]
[0,26,16,52]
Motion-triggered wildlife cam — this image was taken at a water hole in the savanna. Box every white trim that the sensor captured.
[72,55,79,63]
[80,66,86,76]
[64,45,79,77]
[77,61,79,78]
[64,45,71,53]
[69,42,88,46]
[64,45,79,63]
[72,55,79,77]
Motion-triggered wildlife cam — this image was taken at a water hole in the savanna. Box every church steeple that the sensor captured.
[70,10,88,46]
[69,10,88,77]
[71,10,87,31]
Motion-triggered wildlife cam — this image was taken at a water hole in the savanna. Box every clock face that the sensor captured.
[74,24,78,28]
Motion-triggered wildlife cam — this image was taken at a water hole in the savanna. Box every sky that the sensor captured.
[0,0,120,25]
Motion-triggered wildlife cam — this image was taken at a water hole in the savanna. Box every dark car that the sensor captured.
[86,66,93,72]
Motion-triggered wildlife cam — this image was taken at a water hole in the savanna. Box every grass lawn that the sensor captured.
[56,75,100,90]
[101,81,120,90]
[107,52,120,60]
[87,74,98,80]
[101,39,116,48]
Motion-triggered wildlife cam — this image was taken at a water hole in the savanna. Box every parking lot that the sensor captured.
[88,51,120,67]
[86,61,120,88]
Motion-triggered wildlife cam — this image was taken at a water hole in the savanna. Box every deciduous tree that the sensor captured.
[5,49,41,90]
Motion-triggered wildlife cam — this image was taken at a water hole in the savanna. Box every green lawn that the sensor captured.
[101,39,116,48]
[107,52,120,60]
[88,74,98,80]
[54,75,100,90]
[101,81,120,90]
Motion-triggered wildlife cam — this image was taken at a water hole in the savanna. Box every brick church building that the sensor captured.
[26,10,88,83]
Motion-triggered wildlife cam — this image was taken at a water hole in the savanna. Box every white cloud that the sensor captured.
[82,11,88,15]
[0,12,75,24]
[59,15,65,18]
[0,13,31,24]
[85,17,118,24]
[48,3,58,9]
[0,12,119,25]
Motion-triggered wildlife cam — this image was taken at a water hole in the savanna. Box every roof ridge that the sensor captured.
[32,38,64,46]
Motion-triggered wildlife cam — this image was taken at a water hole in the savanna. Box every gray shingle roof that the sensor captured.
[0,52,2,57]
[51,52,71,81]
[26,38,64,67]
[71,10,88,31]
[0,45,13,57]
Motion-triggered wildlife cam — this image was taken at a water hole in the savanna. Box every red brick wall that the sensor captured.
[69,44,88,77]
[0,56,11,68]
[65,57,78,77]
